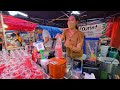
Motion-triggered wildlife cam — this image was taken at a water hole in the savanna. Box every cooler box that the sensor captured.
[49,57,66,79]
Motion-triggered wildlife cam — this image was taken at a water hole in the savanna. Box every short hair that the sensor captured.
[35,27,43,30]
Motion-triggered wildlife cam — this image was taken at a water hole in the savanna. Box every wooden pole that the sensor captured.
[0,11,7,50]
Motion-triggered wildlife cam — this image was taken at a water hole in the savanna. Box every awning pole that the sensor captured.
[0,11,7,50]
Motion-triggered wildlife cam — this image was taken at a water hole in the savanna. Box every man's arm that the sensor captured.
[43,37,49,45]
[42,30,50,45]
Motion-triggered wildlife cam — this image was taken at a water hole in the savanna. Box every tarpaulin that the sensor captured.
[37,25,62,38]
[1,14,37,31]
[110,17,120,49]
[104,18,113,37]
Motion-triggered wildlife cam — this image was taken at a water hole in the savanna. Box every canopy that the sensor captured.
[37,25,62,38]
[1,14,37,31]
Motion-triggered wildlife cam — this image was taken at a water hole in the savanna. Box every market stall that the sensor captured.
[0,14,50,79]
[0,14,37,50]
[0,11,120,79]
[77,16,120,79]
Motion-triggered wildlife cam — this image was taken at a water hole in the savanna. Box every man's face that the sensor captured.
[35,29,42,34]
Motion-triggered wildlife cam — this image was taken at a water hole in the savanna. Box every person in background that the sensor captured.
[35,27,53,51]
[56,14,84,72]
[30,40,33,46]
[16,33,22,47]
[10,33,17,47]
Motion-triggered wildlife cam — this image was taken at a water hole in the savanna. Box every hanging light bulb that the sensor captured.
[71,11,80,15]
[8,11,28,17]
[8,11,17,16]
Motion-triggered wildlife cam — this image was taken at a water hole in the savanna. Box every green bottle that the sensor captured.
[39,50,45,60]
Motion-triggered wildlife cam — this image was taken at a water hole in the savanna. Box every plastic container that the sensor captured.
[24,57,32,69]
[49,57,66,79]
[100,46,109,57]
[71,70,80,79]
[21,70,31,79]
[0,64,6,75]
[98,57,119,74]
[32,48,38,62]
[11,70,22,79]
[29,73,35,79]
[40,59,49,74]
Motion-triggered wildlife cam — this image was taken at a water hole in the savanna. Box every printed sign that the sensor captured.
[35,42,45,51]
[79,23,106,37]
[85,39,99,61]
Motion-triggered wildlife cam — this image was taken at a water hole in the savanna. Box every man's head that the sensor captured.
[35,27,43,34]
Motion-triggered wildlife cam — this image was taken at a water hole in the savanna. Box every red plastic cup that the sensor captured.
[11,70,21,79]
[21,70,31,79]
[0,64,6,75]
[5,73,11,78]
[21,72,26,79]
[35,73,43,79]
[29,73,35,79]
[35,70,43,79]
[14,67,19,71]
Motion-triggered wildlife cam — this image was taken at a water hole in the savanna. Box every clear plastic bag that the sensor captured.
[55,36,63,58]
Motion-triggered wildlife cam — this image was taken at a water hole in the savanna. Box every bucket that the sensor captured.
[100,46,109,57]
[49,57,66,79]
[40,59,49,74]
[100,70,108,79]
[98,57,119,74]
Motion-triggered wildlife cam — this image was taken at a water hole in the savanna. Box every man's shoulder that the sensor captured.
[43,29,48,32]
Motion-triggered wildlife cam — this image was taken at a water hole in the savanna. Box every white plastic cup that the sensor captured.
[100,46,109,57]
